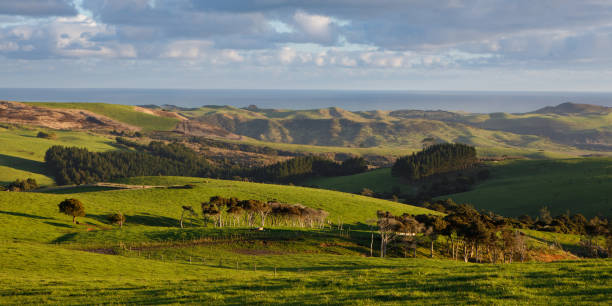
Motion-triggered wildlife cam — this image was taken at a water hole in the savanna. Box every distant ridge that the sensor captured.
[532,102,611,115]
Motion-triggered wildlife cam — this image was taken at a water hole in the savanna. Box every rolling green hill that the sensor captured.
[301,157,612,218]
[173,103,611,155]
[26,102,180,131]
[444,157,612,218]
[0,175,609,304]
[0,126,116,185]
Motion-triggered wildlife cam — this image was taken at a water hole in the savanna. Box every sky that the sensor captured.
[1,0,612,91]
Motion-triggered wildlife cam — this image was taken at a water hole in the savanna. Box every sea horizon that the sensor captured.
[1,88,611,113]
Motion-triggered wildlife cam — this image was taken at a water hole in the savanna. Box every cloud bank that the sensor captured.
[0,0,611,90]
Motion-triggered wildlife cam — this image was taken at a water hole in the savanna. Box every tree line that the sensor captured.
[377,200,611,262]
[45,139,368,185]
[392,143,478,180]
[197,196,329,229]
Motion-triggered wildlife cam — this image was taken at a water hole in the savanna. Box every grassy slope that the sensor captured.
[0,175,610,304]
[302,168,412,194]
[0,176,436,244]
[26,102,179,131]
[302,158,612,218]
[182,105,607,157]
[445,158,612,217]
[0,241,610,304]
[0,126,116,185]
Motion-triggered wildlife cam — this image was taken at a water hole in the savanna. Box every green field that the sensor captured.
[26,102,179,131]
[302,168,412,194]
[301,158,612,218]
[0,126,116,185]
[445,158,612,217]
[1,176,610,304]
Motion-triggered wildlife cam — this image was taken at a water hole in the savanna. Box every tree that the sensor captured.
[108,212,126,228]
[539,206,553,225]
[180,206,197,228]
[377,211,401,258]
[58,198,85,224]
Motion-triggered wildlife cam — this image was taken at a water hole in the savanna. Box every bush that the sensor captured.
[108,213,126,227]
[5,178,38,192]
[37,131,57,139]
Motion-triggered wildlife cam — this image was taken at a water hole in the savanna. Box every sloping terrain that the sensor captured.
[444,157,612,218]
[0,175,609,304]
[0,101,137,131]
[173,103,610,154]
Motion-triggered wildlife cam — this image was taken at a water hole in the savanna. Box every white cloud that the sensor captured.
[293,10,333,41]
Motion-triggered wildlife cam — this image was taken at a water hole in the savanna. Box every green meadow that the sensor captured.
[0,177,610,304]
[0,126,116,185]
[446,157,612,217]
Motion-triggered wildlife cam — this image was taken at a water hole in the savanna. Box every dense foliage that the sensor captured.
[392,143,478,180]
[45,139,368,185]
[45,142,215,185]
[249,156,368,182]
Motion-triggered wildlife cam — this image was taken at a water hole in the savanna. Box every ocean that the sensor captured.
[1,88,611,113]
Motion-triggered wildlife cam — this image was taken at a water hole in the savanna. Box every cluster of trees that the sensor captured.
[410,199,612,259]
[392,143,478,180]
[46,139,368,185]
[377,207,530,263]
[248,156,368,182]
[45,142,215,185]
[199,196,329,229]
[1,178,38,192]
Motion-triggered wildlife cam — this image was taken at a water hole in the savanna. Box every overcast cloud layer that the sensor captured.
[1,0,611,90]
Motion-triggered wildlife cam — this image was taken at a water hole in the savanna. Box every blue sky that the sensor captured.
[1,0,612,91]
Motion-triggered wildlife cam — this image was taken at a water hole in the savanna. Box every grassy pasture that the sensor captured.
[445,157,612,217]
[302,157,612,218]
[25,102,179,131]
[0,240,610,304]
[0,126,116,185]
[0,175,609,304]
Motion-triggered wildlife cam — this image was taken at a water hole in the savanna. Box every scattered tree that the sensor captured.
[58,198,85,224]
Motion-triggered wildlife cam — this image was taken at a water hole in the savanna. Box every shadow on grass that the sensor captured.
[43,221,74,228]
[51,232,78,243]
[0,210,54,220]
[39,186,119,194]
[86,212,179,228]
[0,154,51,180]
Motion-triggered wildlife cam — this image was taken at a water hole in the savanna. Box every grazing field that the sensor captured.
[25,102,179,131]
[0,176,436,244]
[0,241,610,305]
[445,157,612,217]
[302,168,412,194]
[0,176,610,304]
[0,126,116,185]
[301,157,612,218]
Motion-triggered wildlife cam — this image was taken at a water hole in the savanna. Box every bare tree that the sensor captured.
[377,211,401,258]
[180,206,197,228]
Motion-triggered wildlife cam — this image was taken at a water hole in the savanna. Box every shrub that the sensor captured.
[108,213,126,228]
[58,198,85,224]
[5,178,38,192]
[37,131,57,139]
